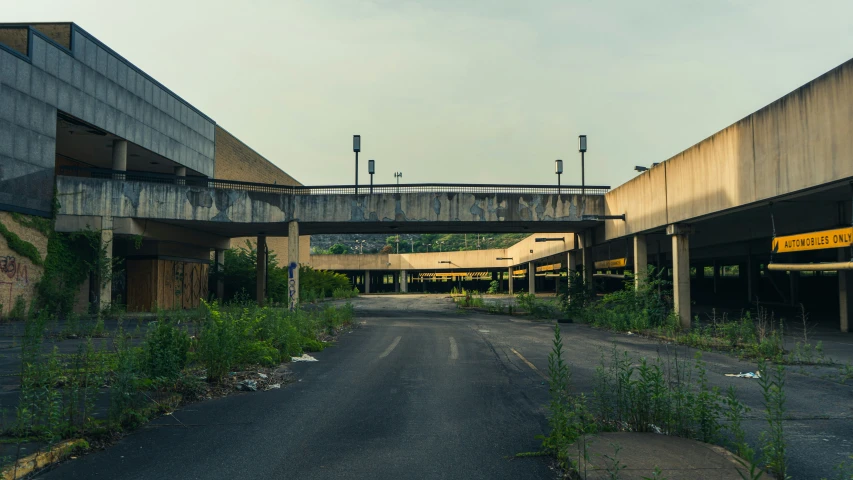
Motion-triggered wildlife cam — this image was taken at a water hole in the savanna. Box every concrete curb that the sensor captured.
[2,439,88,480]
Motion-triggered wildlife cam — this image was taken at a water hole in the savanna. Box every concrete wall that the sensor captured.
[230,236,310,264]
[0,211,47,316]
[214,126,301,186]
[55,177,605,234]
[308,233,578,271]
[0,24,216,215]
[605,57,853,241]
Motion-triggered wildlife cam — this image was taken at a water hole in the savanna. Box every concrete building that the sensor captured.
[0,23,304,312]
[3,22,853,333]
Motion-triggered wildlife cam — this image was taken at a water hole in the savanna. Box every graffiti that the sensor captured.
[0,256,28,285]
[288,262,298,310]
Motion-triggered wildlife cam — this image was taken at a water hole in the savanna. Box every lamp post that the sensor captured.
[555,159,563,193]
[426,243,432,253]
[368,159,375,193]
[353,135,361,194]
[578,135,587,196]
[394,171,403,193]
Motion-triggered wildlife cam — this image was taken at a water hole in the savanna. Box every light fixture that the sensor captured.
[353,135,361,153]
[555,159,563,174]
[634,166,648,172]
[578,135,587,153]
[438,260,451,264]
[368,160,375,174]
[496,257,513,260]
[535,237,565,242]
[579,134,587,197]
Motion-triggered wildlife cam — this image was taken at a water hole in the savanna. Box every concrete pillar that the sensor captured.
[746,251,757,304]
[111,139,127,180]
[669,226,691,330]
[365,270,371,294]
[582,231,594,292]
[713,260,720,295]
[528,262,535,294]
[508,267,514,295]
[256,235,267,306]
[214,248,225,300]
[99,227,113,311]
[839,250,851,333]
[175,166,186,185]
[789,271,799,307]
[400,270,408,293]
[288,221,300,309]
[633,234,647,290]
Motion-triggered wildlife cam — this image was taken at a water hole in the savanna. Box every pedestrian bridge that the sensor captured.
[55,167,610,236]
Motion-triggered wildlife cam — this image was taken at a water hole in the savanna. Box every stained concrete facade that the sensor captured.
[0,23,215,215]
[54,176,605,235]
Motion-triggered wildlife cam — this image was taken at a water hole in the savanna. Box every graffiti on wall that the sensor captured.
[0,255,30,313]
[288,262,298,310]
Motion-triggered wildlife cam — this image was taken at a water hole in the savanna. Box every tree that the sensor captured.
[328,243,349,254]
[379,245,393,254]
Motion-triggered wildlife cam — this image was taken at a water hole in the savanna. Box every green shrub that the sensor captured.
[487,280,500,294]
[196,302,239,382]
[144,317,190,381]
[8,295,27,320]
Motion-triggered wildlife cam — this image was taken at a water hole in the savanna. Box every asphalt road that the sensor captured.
[40,295,558,480]
[38,295,853,479]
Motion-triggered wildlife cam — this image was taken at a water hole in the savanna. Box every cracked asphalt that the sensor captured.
[37,294,853,478]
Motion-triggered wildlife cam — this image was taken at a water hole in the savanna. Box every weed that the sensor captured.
[757,359,787,479]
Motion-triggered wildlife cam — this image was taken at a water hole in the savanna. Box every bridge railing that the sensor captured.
[57,166,610,196]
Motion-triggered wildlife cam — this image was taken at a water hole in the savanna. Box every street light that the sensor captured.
[426,243,432,253]
[437,241,444,252]
[355,239,366,254]
[353,135,361,194]
[578,135,587,196]
[634,166,648,172]
[555,159,563,193]
[368,159,375,193]
[394,171,403,193]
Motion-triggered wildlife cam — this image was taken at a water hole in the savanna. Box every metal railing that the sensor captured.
[58,166,610,196]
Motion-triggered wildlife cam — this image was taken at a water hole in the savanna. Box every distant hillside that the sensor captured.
[310,233,529,255]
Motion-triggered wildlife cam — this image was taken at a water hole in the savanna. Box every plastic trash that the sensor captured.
[725,371,761,379]
[237,379,258,391]
[266,383,281,390]
[258,373,268,379]
[291,354,319,362]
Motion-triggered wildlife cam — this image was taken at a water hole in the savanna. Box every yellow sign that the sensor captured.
[536,263,563,273]
[772,227,853,253]
[595,258,627,269]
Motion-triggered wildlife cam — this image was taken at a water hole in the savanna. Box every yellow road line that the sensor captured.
[510,348,548,381]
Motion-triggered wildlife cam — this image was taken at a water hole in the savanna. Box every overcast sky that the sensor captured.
[9,1,853,188]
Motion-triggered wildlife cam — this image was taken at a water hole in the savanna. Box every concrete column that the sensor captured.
[713,260,720,295]
[175,166,186,185]
[528,262,535,294]
[400,270,408,293]
[669,226,691,330]
[214,248,225,300]
[111,139,127,180]
[99,227,113,311]
[582,231,594,292]
[288,221,300,309]
[365,270,371,294]
[508,267,514,295]
[789,270,799,307]
[839,250,851,333]
[633,234,647,290]
[256,235,267,306]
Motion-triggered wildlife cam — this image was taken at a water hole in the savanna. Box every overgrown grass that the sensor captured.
[7,301,357,446]
[539,323,789,479]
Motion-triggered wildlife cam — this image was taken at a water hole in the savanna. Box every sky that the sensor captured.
[9,1,853,188]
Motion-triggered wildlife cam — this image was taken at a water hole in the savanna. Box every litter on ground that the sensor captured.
[291,354,319,362]
[725,371,761,379]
